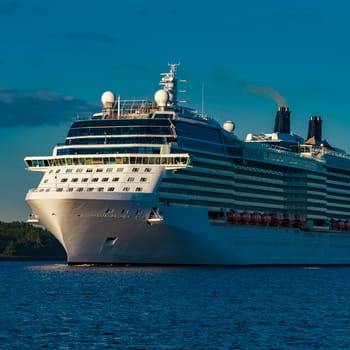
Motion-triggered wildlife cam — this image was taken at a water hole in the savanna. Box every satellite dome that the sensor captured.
[223,121,235,133]
[154,89,169,107]
[101,91,116,108]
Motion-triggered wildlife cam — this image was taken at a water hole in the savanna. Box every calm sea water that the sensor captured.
[1,262,350,349]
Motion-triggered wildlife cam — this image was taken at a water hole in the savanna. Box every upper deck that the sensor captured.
[24,63,350,175]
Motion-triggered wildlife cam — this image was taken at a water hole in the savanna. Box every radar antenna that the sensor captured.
[158,63,186,107]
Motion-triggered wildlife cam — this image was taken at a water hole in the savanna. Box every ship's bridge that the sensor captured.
[25,153,190,171]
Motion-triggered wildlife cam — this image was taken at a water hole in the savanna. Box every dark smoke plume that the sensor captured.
[246,84,288,108]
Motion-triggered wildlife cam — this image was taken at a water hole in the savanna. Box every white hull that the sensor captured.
[26,196,350,265]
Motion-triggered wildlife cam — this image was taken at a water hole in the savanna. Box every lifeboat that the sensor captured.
[234,212,240,223]
[281,214,290,227]
[249,213,258,225]
[293,217,302,228]
[239,212,250,224]
[255,213,262,225]
[227,211,234,223]
[331,220,338,229]
[337,221,345,230]
[346,221,350,230]
[289,215,295,227]
[261,214,271,225]
[259,214,266,225]
[270,214,280,226]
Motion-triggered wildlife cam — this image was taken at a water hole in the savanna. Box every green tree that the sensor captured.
[0,221,66,259]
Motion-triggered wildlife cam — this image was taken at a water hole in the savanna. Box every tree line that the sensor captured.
[0,221,66,259]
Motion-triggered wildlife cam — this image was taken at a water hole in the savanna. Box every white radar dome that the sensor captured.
[154,89,169,107]
[223,121,235,133]
[101,91,116,108]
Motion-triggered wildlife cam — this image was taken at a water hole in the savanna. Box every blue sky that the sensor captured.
[1,0,350,221]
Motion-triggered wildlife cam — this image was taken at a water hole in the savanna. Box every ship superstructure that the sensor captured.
[25,64,350,265]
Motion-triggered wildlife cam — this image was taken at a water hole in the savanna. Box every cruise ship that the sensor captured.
[25,64,350,265]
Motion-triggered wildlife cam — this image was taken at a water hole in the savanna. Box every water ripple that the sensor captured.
[1,263,350,349]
